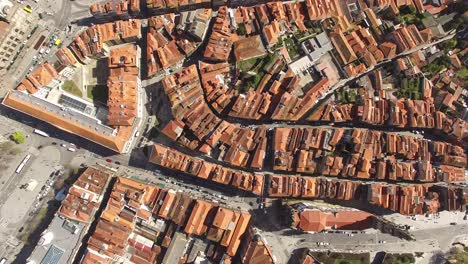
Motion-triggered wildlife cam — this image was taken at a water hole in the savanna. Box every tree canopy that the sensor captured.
[11,131,25,144]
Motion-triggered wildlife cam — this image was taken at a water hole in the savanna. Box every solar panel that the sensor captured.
[41,244,64,264]
[59,95,88,113]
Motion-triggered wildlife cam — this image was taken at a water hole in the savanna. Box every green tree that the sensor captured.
[456,67,468,81]
[304,20,313,28]
[441,39,457,52]
[338,261,351,264]
[236,23,246,35]
[400,5,417,15]
[11,131,25,144]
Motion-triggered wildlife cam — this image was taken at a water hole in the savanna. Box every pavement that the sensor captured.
[0,146,59,224]
[0,107,85,262]
[254,208,468,264]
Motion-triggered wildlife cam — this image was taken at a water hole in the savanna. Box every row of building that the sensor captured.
[28,167,112,264]
[80,176,275,264]
[309,65,467,143]
[148,144,265,195]
[273,127,466,182]
[161,59,335,170]
[268,174,466,215]
[161,64,269,169]
[89,0,225,21]
[68,19,141,64]
[146,10,211,77]
[145,142,466,216]
[200,55,334,121]
[310,96,468,143]
[29,167,276,264]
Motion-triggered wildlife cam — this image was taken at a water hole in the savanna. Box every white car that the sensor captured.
[60,144,66,147]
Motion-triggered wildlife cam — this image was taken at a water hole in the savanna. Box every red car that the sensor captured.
[105,159,112,163]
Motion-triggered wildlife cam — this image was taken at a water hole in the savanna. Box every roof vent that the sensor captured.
[119,56,126,65]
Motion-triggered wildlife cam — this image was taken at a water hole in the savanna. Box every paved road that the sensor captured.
[0,0,93,95]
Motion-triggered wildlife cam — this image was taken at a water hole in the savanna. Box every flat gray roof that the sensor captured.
[162,232,189,264]
[28,217,86,264]
[8,90,115,136]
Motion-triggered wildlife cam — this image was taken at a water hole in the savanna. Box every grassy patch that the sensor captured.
[338,89,357,104]
[446,247,468,263]
[382,253,415,264]
[283,37,300,59]
[396,77,423,100]
[422,55,451,77]
[62,80,82,97]
[238,57,263,72]
[236,53,277,92]
[311,252,370,264]
[87,85,109,103]
[0,142,22,171]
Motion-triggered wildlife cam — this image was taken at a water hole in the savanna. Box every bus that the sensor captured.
[16,154,31,174]
[23,6,33,13]
[33,129,49,137]
[33,35,46,50]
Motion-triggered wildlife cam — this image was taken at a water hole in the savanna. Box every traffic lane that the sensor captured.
[83,156,258,210]
[412,224,468,251]
[292,233,438,254]
[293,231,398,246]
